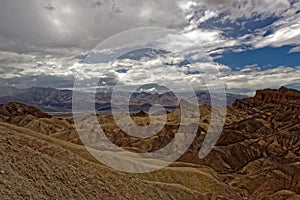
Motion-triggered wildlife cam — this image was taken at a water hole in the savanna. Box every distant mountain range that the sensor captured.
[0,86,247,113]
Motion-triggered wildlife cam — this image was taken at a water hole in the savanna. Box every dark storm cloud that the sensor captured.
[0,75,75,89]
[91,0,104,8]
[0,0,186,54]
[42,3,56,11]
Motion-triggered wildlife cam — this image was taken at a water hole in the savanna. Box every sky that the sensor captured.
[0,0,300,95]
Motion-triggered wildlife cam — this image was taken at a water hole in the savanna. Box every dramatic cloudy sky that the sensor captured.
[0,0,300,95]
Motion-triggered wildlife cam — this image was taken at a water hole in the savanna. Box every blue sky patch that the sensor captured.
[214,46,300,70]
[199,15,278,38]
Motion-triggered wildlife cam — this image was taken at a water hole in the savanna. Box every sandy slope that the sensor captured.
[0,123,208,200]
[0,122,247,199]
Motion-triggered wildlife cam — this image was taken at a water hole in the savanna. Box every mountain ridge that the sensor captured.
[0,86,247,112]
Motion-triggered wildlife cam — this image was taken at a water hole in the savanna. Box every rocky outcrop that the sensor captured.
[233,86,300,111]
[0,102,51,119]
